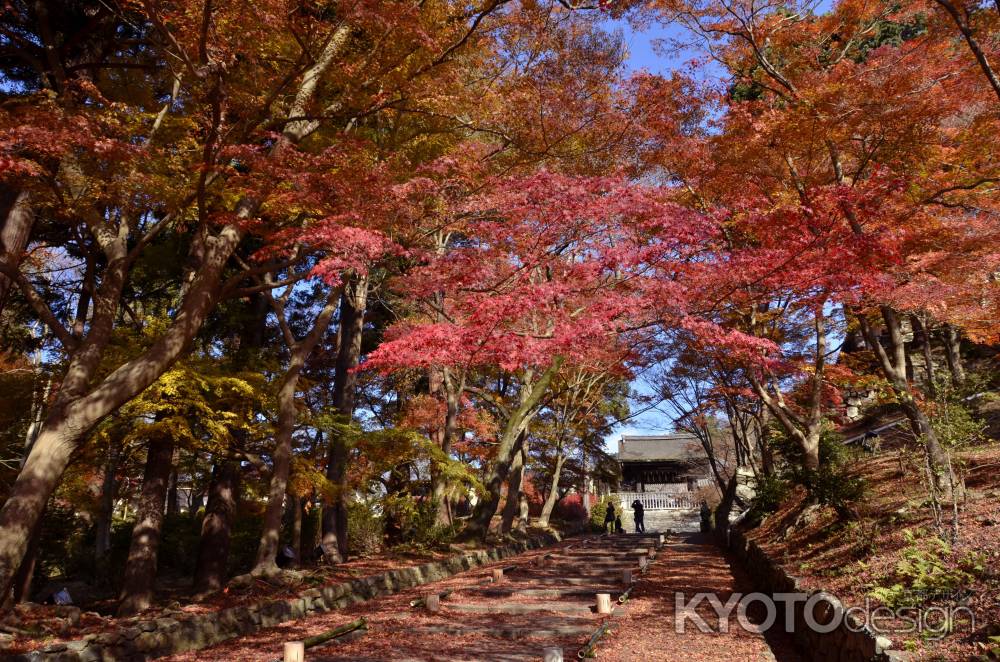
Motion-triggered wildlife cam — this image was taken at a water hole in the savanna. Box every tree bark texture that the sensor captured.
[322,276,368,562]
[254,288,340,574]
[500,433,528,534]
[467,358,562,538]
[193,459,240,595]
[118,435,174,615]
[536,451,565,528]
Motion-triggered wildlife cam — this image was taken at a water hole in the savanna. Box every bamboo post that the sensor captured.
[638,557,648,571]
[410,589,452,608]
[577,622,613,659]
[283,641,305,662]
[596,593,612,615]
[543,646,564,662]
[658,534,665,546]
[425,593,440,612]
[301,617,368,648]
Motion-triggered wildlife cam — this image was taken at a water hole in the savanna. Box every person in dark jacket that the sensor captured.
[631,499,645,533]
[603,502,616,534]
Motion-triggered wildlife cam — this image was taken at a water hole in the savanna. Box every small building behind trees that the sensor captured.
[616,433,713,493]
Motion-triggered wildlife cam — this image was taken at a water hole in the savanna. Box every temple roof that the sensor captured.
[616,433,705,463]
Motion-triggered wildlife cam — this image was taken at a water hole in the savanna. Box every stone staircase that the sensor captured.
[619,506,700,533]
[312,533,667,661]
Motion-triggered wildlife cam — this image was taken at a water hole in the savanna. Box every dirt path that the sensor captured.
[163,533,798,661]
[599,532,802,662]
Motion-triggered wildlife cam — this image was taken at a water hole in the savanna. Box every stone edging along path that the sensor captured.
[726,528,909,662]
[15,529,579,662]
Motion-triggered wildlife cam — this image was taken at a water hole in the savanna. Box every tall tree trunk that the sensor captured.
[713,474,739,541]
[537,451,566,529]
[94,433,120,583]
[254,288,339,575]
[761,309,825,470]
[500,433,528,534]
[757,411,776,477]
[193,459,240,595]
[911,314,937,399]
[516,490,529,533]
[118,435,174,616]
[322,276,368,562]
[0,26,351,595]
[859,307,953,494]
[466,359,562,539]
[0,189,35,316]
[943,325,965,386]
[0,224,244,598]
[166,466,179,517]
[290,494,303,566]
[9,526,39,605]
[429,368,462,526]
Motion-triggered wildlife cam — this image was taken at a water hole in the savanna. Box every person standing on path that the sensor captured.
[630,499,645,533]
[604,502,616,534]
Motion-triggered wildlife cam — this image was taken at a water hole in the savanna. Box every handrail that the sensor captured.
[614,491,697,510]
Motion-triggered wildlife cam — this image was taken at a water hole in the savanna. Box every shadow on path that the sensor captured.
[598,532,803,662]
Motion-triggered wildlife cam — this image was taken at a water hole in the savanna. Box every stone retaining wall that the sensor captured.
[726,528,909,662]
[15,529,576,662]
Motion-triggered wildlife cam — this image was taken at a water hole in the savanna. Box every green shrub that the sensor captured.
[347,499,384,556]
[158,513,202,575]
[589,495,622,532]
[227,511,264,575]
[751,474,789,513]
[772,424,866,513]
[869,529,978,609]
[36,504,94,580]
[928,375,989,449]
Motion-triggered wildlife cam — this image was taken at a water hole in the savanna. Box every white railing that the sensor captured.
[614,491,697,510]
[638,483,690,494]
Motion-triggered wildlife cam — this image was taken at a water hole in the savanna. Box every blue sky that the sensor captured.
[606,17,713,77]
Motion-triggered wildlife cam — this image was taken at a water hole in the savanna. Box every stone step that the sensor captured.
[444,601,596,616]
[567,543,656,551]
[469,586,622,599]
[559,549,650,558]
[407,621,595,639]
[522,568,634,578]
[564,548,655,556]
[389,654,543,662]
[512,574,622,589]
[539,560,635,568]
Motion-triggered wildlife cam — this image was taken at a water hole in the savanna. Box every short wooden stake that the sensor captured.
[425,593,440,612]
[658,534,665,546]
[491,568,503,584]
[596,593,612,615]
[623,569,633,584]
[543,646,564,662]
[638,557,648,571]
[283,641,305,662]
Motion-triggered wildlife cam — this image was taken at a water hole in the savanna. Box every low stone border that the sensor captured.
[726,528,909,662]
[15,528,579,662]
